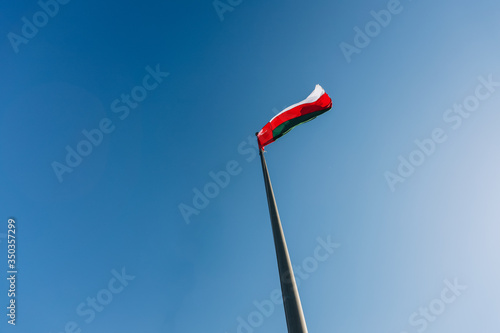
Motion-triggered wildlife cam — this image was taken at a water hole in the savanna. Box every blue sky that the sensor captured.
[1,0,500,332]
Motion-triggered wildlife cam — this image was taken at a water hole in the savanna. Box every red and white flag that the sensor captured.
[257,85,333,149]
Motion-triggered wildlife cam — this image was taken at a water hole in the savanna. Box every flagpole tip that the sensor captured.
[255,133,264,152]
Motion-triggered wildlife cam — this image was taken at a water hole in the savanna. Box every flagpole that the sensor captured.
[258,145,308,333]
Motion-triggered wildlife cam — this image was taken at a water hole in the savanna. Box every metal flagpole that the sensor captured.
[258,146,308,333]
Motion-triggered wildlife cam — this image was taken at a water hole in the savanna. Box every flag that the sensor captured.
[257,84,333,149]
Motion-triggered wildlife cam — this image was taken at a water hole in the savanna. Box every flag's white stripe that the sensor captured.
[269,84,326,123]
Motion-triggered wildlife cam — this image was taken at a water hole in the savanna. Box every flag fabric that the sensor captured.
[257,84,333,149]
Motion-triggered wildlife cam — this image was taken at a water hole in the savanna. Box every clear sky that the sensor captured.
[1,0,500,332]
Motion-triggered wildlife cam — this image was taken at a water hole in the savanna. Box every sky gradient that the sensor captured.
[1,0,500,332]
